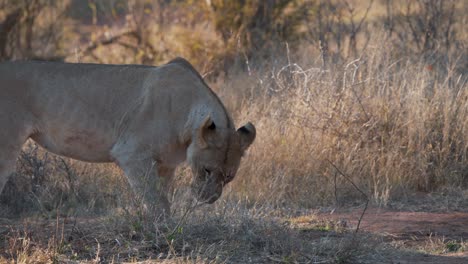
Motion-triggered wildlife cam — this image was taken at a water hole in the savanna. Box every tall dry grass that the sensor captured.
[219,38,467,208]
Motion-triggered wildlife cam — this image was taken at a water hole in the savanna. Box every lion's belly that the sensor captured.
[28,90,120,163]
[31,128,115,163]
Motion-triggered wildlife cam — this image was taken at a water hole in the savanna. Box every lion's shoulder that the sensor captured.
[167,57,205,80]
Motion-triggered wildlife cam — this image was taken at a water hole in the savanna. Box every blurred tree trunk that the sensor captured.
[0,8,21,60]
[0,0,66,61]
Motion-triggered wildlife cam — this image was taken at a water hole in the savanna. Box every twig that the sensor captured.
[69,217,78,241]
[168,197,201,237]
[334,171,339,205]
[161,198,201,259]
[343,58,371,122]
[79,30,138,57]
[356,199,369,234]
[94,238,101,263]
[327,159,369,233]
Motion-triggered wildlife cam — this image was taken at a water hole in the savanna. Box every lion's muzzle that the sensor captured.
[192,176,223,204]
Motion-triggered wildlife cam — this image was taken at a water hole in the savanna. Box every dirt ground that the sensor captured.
[1,205,468,263]
[315,207,468,263]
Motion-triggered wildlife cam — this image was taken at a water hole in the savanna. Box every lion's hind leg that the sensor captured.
[0,154,17,195]
[0,128,24,194]
[0,119,32,195]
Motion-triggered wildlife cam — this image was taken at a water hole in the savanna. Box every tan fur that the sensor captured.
[0,58,255,215]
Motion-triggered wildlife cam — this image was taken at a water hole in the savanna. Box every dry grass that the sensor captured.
[0,200,398,263]
[219,38,467,208]
[0,142,131,217]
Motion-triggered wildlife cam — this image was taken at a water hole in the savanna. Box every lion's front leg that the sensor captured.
[111,150,170,219]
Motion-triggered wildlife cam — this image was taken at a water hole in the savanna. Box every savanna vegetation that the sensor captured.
[0,0,467,263]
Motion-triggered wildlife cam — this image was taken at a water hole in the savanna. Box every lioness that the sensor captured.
[0,58,255,215]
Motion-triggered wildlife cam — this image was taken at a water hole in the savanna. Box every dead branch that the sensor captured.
[78,30,138,57]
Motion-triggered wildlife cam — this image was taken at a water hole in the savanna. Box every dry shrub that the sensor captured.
[0,142,131,217]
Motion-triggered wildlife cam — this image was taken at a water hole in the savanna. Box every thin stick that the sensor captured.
[356,199,369,234]
[334,171,339,205]
[327,159,369,233]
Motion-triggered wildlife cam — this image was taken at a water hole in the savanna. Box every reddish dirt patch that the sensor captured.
[326,208,468,238]
[319,207,468,263]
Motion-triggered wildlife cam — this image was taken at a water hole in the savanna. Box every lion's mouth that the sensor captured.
[202,194,220,204]
[192,181,222,204]
[193,189,221,204]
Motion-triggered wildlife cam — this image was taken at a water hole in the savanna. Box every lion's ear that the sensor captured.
[237,122,256,151]
[198,115,216,148]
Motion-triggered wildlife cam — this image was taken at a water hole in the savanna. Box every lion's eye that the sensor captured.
[204,168,211,175]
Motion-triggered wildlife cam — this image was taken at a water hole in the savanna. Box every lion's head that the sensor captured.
[186,116,256,204]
